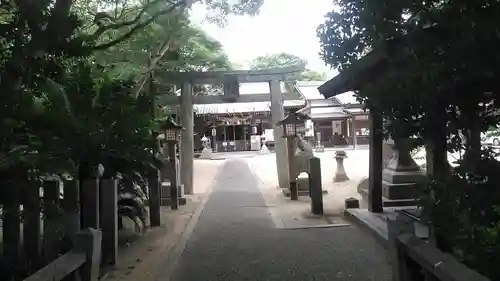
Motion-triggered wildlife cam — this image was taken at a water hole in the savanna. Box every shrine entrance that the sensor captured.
[155,66,304,194]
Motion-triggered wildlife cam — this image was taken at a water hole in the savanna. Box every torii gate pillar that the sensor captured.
[269,79,289,190]
[180,82,194,194]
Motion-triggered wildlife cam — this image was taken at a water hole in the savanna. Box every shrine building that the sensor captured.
[176,81,369,152]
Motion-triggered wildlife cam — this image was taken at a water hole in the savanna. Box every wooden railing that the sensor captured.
[388,215,490,281]
[23,228,101,281]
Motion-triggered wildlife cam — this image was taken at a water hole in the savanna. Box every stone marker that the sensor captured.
[309,157,324,215]
[345,197,360,209]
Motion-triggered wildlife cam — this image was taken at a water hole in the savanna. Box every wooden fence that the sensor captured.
[0,178,118,281]
[388,214,491,281]
[23,228,101,281]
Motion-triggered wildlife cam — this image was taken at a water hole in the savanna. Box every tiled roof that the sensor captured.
[296,81,327,100]
[296,82,360,106]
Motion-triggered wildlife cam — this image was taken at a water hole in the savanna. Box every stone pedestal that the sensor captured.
[382,139,425,200]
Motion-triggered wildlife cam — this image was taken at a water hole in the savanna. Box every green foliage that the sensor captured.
[250,52,306,70]
[318,1,500,277]
[428,158,500,279]
[318,0,500,144]
[249,52,325,81]
[299,69,327,81]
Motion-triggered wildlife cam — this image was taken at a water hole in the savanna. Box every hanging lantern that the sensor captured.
[158,116,183,142]
[276,109,309,138]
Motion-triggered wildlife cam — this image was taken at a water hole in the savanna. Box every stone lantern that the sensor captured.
[199,135,213,159]
[333,150,349,182]
[276,110,309,200]
[158,116,183,209]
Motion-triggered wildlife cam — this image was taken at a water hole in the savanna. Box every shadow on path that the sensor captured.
[168,159,392,281]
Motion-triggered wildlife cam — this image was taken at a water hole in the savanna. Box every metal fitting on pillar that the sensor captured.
[334,150,349,182]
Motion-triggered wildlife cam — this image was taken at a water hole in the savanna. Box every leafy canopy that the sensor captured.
[250,52,326,81]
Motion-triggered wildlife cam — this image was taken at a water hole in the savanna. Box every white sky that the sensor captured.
[190,0,338,77]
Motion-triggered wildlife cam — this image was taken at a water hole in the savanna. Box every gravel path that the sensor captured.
[168,159,392,281]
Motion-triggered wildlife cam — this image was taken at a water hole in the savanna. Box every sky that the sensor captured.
[190,0,338,77]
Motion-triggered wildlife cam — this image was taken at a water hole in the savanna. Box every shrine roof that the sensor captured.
[194,100,305,115]
[295,81,328,100]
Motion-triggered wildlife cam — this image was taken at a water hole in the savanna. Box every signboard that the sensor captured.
[355,115,369,120]
[229,141,235,146]
[305,120,314,137]
[211,128,216,136]
[264,129,274,142]
[252,126,257,134]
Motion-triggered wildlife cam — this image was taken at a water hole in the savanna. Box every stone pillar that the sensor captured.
[368,108,383,213]
[269,79,288,190]
[382,139,425,200]
[180,82,194,195]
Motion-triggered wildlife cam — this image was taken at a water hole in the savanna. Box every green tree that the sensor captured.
[300,69,327,81]
[317,1,500,278]
[249,52,325,81]
[94,20,232,80]
[250,52,306,70]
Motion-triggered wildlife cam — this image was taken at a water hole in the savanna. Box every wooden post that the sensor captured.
[62,180,80,246]
[148,169,161,227]
[223,125,227,152]
[351,117,357,150]
[212,124,217,153]
[368,107,383,213]
[309,157,324,215]
[99,179,118,265]
[22,180,42,270]
[81,179,100,229]
[74,228,102,281]
[243,125,247,151]
[168,142,179,210]
[3,182,20,278]
[287,137,298,200]
[43,180,61,262]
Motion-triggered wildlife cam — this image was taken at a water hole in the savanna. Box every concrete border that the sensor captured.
[282,223,351,230]
[344,209,389,248]
[155,161,226,281]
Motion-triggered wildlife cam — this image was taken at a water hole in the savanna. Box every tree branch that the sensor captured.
[133,36,175,97]
[90,0,187,50]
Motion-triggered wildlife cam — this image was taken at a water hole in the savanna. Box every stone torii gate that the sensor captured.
[157,66,305,194]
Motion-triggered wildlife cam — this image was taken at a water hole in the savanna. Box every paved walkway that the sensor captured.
[165,159,392,281]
